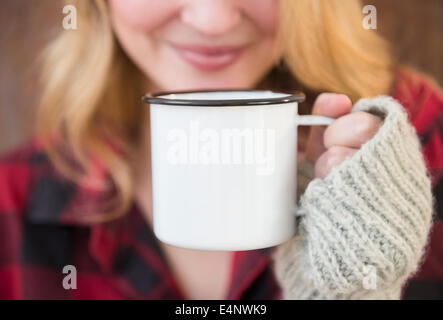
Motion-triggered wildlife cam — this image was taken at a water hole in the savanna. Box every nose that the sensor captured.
[181,0,242,37]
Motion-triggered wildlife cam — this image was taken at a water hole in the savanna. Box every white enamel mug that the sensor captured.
[144,90,333,251]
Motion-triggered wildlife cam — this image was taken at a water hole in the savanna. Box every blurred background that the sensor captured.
[1,0,442,153]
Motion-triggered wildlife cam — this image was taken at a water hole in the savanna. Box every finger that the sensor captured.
[315,146,358,179]
[324,112,382,149]
[306,93,353,162]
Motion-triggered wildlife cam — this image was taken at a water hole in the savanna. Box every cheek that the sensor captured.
[108,0,179,31]
[242,0,279,33]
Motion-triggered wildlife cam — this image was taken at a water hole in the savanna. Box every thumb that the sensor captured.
[305,93,353,162]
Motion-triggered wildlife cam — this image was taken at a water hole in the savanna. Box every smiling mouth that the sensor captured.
[169,43,248,72]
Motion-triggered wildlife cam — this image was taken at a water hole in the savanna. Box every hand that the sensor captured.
[305,93,382,179]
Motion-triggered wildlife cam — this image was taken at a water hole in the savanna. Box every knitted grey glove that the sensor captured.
[273,96,434,300]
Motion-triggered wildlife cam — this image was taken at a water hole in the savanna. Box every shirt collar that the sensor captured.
[26,144,119,226]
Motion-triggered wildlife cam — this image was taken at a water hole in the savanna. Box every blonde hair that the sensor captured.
[37,0,393,222]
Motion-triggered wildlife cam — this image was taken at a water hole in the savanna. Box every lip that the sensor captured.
[169,43,247,72]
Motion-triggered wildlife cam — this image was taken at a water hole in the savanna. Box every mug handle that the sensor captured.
[291,114,335,217]
[296,115,335,126]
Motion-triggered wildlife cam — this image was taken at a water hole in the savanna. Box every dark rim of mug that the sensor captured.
[143,89,305,107]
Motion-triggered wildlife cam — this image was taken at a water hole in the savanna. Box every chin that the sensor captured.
[182,81,252,91]
[144,58,263,92]
[157,75,258,92]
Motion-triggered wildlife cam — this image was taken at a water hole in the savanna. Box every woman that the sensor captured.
[0,0,442,299]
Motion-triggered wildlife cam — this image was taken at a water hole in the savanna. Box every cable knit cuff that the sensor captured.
[274,96,434,300]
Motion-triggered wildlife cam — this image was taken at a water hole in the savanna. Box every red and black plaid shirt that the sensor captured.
[0,69,442,300]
